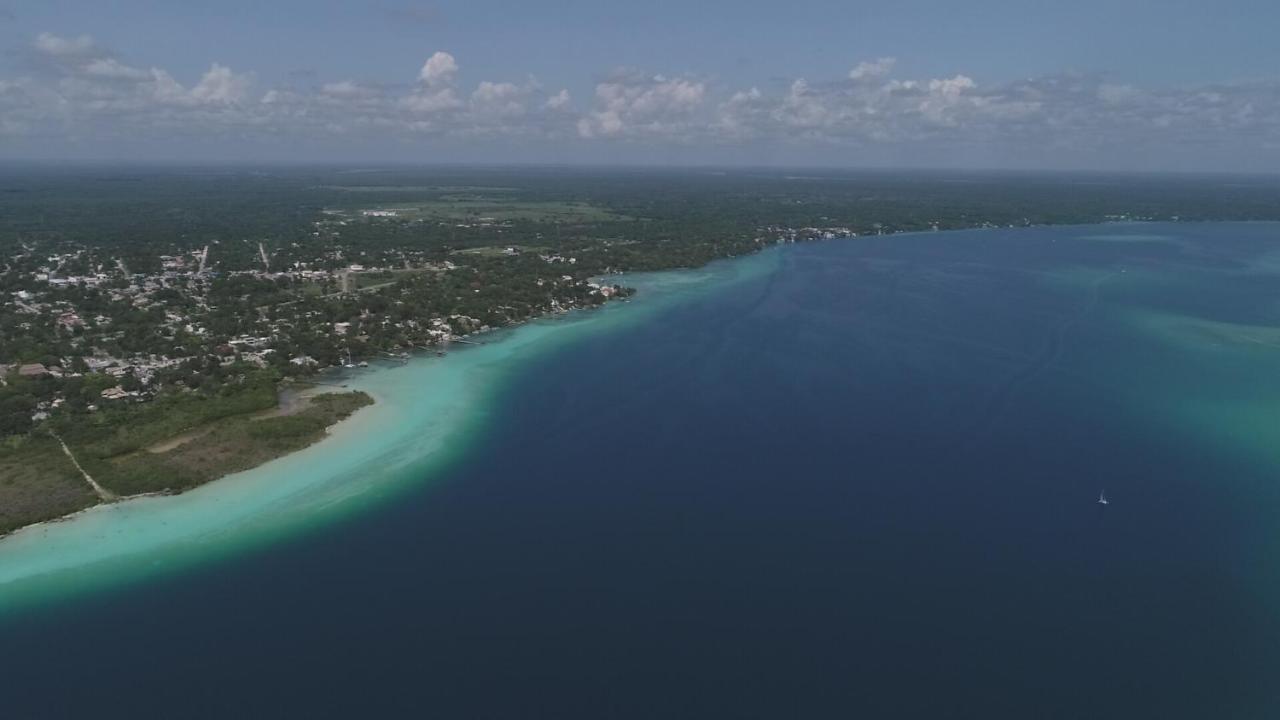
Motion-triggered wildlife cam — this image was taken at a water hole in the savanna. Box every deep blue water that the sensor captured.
[5,223,1280,718]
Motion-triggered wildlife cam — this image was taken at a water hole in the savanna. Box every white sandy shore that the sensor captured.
[0,249,781,605]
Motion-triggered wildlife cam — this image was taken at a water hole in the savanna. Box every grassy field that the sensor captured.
[319,185,520,194]
[84,391,373,496]
[350,267,438,290]
[451,245,552,258]
[358,199,626,222]
[0,391,372,534]
[0,437,99,535]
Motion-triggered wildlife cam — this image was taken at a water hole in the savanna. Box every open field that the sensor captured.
[84,391,373,496]
[0,437,101,535]
[356,199,627,222]
[318,185,520,193]
[451,245,552,258]
[0,391,371,534]
[350,267,439,290]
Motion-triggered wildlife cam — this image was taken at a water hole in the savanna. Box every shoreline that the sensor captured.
[0,386,378,538]
[0,246,783,605]
[0,221,1175,540]
[0,220,1222,603]
[0,388,373,540]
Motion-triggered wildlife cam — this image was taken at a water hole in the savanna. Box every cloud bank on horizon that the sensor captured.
[2,31,1279,171]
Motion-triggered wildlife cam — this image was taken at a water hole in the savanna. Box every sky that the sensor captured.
[2,0,1280,171]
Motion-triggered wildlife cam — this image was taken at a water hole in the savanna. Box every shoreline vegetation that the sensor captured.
[0,385,371,536]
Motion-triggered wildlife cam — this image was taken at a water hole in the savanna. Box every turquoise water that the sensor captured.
[0,248,780,610]
[4,223,1280,717]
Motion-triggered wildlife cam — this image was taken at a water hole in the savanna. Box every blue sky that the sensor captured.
[3,0,1279,170]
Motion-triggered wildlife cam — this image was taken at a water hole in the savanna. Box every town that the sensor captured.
[1,227,634,436]
[2,179,878,440]
[3,165,1272,533]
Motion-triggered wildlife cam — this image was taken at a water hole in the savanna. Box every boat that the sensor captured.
[1097,490,1109,506]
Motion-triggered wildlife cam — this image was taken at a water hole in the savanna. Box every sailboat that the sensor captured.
[1097,490,1109,506]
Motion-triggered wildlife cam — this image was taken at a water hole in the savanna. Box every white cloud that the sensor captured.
[470,81,526,118]
[83,58,150,81]
[401,51,464,114]
[544,88,571,110]
[321,81,376,98]
[33,32,96,59]
[419,51,457,85]
[149,68,188,105]
[6,33,1280,168]
[189,64,251,104]
[400,86,461,113]
[579,73,706,138]
[928,74,976,96]
[850,57,895,81]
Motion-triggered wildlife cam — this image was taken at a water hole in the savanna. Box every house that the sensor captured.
[18,363,49,378]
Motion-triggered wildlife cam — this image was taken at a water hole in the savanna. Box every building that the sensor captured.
[57,312,85,329]
[18,364,49,378]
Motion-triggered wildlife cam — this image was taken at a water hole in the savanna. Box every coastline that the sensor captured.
[0,220,1202,545]
[0,388,372,538]
[0,246,783,609]
[1,240,796,540]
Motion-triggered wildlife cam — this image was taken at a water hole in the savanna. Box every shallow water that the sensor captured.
[3,223,1280,718]
[0,246,778,609]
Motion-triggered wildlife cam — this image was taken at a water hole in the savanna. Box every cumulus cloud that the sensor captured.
[321,80,375,99]
[398,51,465,114]
[34,32,96,59]
[850,57,895,81]
[400,86,461,113]
[189,64,252,104]
[5,36,1280,168]
[83,58,151,81]
[25,33,252,113]
[578,72,706,138]
[418,51,457,86]
[471,81,526,118]
[544,88,571,110]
